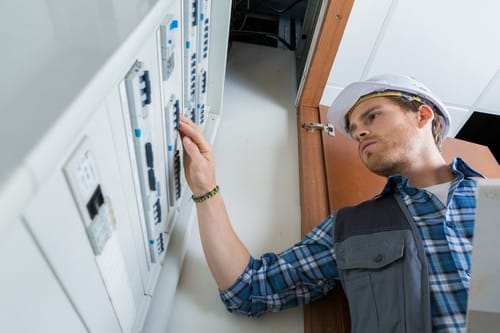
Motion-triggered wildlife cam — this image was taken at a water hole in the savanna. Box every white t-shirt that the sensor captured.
[423,181,452,206]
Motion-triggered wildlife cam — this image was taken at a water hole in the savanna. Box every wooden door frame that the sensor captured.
[296,1,355,332]
[297,0,354,109]
[297,0,356,232]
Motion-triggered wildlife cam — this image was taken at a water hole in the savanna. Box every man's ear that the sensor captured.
[417,104,434,129]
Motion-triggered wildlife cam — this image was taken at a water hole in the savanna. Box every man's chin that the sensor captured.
[363,158,396,178]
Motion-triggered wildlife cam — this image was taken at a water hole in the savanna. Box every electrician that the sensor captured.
[178,74,482,332]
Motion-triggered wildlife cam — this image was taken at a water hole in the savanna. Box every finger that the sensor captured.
[179,114,200,131]
[181,135,200,157]
[178,123,206,147]
[178,119,211,154]
[182,135,211,171]
[179,114,199,132]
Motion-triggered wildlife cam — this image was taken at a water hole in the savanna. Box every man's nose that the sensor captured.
[353,128,369,141]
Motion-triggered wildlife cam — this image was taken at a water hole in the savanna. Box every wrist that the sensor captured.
[191,182,217,197]
[192,185,220,203]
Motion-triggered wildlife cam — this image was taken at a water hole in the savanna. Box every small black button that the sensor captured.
[145,142,154,168]
[148,169,157,191]
[374,254,383,263]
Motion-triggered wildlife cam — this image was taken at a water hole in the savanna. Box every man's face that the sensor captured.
[347,97,421,177]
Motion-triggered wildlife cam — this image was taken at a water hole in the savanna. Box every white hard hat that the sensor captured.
[327,74,451,137]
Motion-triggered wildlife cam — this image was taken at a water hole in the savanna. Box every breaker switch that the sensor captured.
[148,169,157,191]
[86,185,105,220]
[145,142,154,168]
[140,70,152,106]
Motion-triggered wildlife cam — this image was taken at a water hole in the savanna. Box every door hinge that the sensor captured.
[302,122,335,136]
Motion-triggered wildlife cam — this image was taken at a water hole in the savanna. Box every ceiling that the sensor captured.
[320,0,500,137]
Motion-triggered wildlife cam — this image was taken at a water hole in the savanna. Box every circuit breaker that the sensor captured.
[164,95,183,207]
[159,17,179,82]
[183,0,199,124]
[158,12,185,212]
[124,61,166,264]
[182,0,212,126]
[196,0,211,126]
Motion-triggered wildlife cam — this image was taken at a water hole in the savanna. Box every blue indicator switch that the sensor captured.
[170,20,179,30]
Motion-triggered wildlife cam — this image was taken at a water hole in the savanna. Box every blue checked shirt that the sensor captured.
[219,158,482,332]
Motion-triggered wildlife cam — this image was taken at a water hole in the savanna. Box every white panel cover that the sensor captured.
[23,164,122,333]
[0,222,87,333]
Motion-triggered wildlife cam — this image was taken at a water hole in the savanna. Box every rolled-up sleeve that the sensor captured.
[219,213,339,317]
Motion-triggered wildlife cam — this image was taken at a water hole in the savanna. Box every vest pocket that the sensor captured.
[336,235,406,333]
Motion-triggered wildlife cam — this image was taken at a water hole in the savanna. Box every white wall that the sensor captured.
[321,0,500,137]
[165,42,304,333]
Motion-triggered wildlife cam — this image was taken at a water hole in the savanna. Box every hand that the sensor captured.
[178,115,217,196]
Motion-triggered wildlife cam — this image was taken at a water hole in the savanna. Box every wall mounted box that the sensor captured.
[0,0,230,332]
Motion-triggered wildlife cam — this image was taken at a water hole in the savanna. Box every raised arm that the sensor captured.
[178,115,250,290]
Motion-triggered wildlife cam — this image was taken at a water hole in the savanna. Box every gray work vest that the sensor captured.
[333,194,432,333]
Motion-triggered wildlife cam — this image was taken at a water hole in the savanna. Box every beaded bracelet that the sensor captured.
[192,185,220,203]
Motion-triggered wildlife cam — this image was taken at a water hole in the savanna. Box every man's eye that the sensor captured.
[368,113,378,121]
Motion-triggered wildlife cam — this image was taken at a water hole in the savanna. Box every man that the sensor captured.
[178,74,482,332]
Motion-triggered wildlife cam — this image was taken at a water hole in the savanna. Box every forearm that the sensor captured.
[178,116,251,290]
[195,193,250,290]
[219,217,339,317]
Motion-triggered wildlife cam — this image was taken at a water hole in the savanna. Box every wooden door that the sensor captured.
[295,0,355,331]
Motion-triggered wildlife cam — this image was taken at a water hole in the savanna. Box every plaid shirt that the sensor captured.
[220,158,482,332]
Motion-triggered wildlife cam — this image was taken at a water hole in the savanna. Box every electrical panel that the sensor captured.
[196,0,211,126]
[158,11,186,213]
[0,0,229,331]
[124,61,166,264]
[60,133,138,332]
[164,94,183,208]
[182,0,212,127]
[198,0,211,63]
[63,138,116,256]
[183,0,199,124]
[159,17,179,82]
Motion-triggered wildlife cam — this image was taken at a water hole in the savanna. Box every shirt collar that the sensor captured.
[379,157,483,196]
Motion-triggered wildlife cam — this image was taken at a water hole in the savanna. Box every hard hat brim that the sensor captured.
[327,79,450,137]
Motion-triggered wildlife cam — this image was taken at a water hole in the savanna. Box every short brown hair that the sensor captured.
[386,96,445,148]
